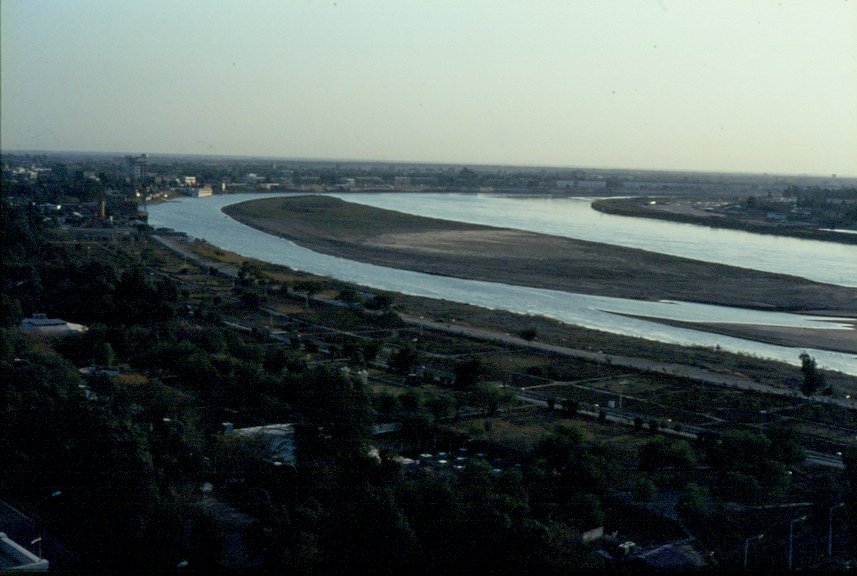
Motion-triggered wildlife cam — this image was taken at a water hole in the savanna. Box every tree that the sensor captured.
[237,261,262,286]
[765,424,805,465]
[361,340,381,364]
[239,290,262,308]
[632,475,657,503]
[469,382,506,416]
[336,288,362,308]
[294,280,322,310]
[799,352,825,396]
[389,346,419,376]
[677,483,709,525]
[518,328,537,341]
[364,293,393,311]
[638,437,696,473]
[453,357,482,389]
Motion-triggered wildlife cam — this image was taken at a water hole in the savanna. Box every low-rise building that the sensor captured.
[228,424,295,465]
[0,532,49,572]
[185,185,213,198]
[20,314,87,336]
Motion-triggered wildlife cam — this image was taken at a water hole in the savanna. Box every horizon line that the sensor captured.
[2,147,855,181]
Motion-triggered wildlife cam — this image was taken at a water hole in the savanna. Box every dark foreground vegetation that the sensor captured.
[2,197,856,572]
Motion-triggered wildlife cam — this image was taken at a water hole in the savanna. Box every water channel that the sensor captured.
[146,193,857,375]
[334,193,857,287]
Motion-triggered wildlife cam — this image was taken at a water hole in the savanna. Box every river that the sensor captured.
[146,193,857,374]
[333,193,857,287]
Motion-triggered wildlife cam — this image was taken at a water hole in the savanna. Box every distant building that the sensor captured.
[556,180,607,190]
[125,154,148,185]
[185,185,213,198]
[20,314,88,336]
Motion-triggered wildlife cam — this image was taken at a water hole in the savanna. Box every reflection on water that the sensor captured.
[147,194,857,374]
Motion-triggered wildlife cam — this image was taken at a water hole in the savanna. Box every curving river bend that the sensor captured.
[147,193,857,375]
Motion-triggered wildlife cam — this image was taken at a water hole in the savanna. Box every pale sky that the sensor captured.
[2,0,856,176]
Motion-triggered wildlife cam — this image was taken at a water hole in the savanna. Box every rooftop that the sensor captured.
[0,532,49,572]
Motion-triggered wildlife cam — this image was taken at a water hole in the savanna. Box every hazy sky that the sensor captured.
[2,1,856,175]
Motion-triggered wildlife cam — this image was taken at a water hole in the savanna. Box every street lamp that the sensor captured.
[829,502,846,557]
[788,515,807,570]
[744,533,764,569]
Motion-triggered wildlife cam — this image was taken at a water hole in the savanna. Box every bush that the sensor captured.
[518,328,537,341]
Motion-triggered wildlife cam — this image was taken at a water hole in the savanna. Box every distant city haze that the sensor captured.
[2,0,856,176]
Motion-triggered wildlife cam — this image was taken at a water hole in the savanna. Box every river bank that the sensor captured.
[222,195,857,355]
[611,313,857,355]
[591,197,857,245]
[223,195,857,315]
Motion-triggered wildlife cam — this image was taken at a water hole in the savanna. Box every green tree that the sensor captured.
[518,328,537,341]
[364,293,393,310]
[799,352,825,396]
[336,287,361,307]
[453,357,482,389]
[677,482,709,525]
[632,475,657,502]
[469,382,507,416]
[389,345,419,376]
[638,437,696,473]
[360,340,381,363]
[766,424,806,465]
[294,280,322,309]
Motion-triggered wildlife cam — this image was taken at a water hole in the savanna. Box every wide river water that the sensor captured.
[335,193,857,287]
[147,193,857,375]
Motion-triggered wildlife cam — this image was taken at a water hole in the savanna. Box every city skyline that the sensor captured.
[2,1,856,177]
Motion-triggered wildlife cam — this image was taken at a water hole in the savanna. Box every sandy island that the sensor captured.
[223,195,857,352]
